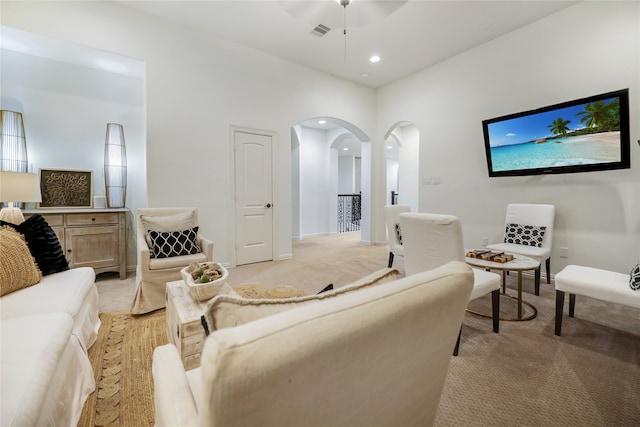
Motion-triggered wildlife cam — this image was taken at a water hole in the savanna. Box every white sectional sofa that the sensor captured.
[153,261,475,426]
[1,267,101,426]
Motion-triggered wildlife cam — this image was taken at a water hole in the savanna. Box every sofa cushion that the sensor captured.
[0,227,42,296]
[0,267,100,349]
[149,226,200,258]
[203,268,400,331]
[1,215,69,276]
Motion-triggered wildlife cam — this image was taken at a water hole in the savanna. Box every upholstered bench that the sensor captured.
[554,265,639,335]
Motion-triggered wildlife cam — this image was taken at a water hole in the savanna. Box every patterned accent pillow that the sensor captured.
[395,223,403,245]
[149,226,200,259]
[1,214,69,276]
[630,261,640,291]
[504,223,546,247]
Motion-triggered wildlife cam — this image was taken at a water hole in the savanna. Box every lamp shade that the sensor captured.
[104,123,127,208]
[0,171,41,203]
[0,110,28,172]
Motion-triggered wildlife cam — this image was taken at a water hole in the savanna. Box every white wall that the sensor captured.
[0,46,145,268]
[2,0,376,265]
[386,159,398,205]
[376,1,640,273]
[298,126,331,238]
[339,156,356,194]
[396,124,420,211]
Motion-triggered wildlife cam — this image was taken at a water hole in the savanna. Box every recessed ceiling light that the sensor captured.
[361,72,369,77]
[369,55,381,63]
[343,147,349,151]
[318,120,326,124]
[387,146,393,149]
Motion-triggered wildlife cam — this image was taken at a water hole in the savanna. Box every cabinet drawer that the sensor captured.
[39,214,64,227]
[65,212,119,226]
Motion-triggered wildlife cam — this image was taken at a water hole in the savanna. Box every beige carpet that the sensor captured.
[86,232,639,426]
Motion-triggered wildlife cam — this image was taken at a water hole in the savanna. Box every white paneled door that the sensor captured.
[234,130,273,265]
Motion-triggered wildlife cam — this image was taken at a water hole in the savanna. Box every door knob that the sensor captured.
[265,203,272,208]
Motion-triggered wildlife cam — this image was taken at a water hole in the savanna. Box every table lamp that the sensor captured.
[0,171,42,224]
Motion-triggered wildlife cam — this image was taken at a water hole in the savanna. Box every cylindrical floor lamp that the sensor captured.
[0,110,28,173]
[104,123,127,208]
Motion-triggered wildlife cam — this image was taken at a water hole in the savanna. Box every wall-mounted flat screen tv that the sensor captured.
[482,89,630,177]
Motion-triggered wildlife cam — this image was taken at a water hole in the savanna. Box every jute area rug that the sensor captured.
[79,310,167,427]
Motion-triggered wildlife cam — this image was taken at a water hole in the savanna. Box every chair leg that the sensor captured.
[555,289,564,336]
[491,289,500,333]
[546,258,551,284]
[569,294,576,317]
[453,327,461,356]
[534,266,541,296]
[387,252,394,268]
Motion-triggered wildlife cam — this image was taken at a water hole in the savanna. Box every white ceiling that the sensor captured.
[119,0,578,89]
[117,0,577,159]
[3,1,578,159]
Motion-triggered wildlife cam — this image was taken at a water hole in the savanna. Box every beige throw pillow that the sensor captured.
[0,227,42,296]
[141,210,196,247]
[203,267,400,331]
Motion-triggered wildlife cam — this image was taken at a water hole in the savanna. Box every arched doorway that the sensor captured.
[384,122,419,211]
[291,117,370,240]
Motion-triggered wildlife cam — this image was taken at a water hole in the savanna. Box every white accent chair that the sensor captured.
[131,207,214,314]
[486,203,555,296]
[399,212,501,355]
[384,204,411,268]
[152,261,474,426]
[554,265,639,335]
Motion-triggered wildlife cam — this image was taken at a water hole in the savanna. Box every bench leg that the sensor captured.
[387,252,394,268]
[546,258,551,284]
[555,289,565,336]
[569,294,576,317]
[534,266,541,296]
[491,289,500,333]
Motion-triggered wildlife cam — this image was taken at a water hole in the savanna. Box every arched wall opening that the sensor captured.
[291,117,371,241]
[384,121,420,212]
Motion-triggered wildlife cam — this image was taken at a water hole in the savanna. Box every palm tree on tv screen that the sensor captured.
[548,117,571,137]
[577,99,618,132]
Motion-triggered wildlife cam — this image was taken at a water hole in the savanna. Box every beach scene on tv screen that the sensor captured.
[487,96,622,172]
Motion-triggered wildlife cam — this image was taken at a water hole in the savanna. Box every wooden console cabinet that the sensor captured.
[24,208,127,279]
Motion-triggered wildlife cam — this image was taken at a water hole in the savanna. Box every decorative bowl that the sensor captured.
[180,261,229,301]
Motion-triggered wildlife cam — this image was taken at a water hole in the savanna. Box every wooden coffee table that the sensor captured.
[165,280,208,370]
[465,253,540,321]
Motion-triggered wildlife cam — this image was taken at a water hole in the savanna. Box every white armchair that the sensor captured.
[130,207,213,314]
[384,204,411,268]
[486,204,555,295]
[399,212,501,355]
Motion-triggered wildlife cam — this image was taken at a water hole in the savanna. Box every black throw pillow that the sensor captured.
[1,214,69,276]
[149,226,200,259]
[317,283,334,294]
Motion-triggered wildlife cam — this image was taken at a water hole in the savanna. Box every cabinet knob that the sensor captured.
[67,249,72,253]
[91,217,96,221]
